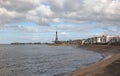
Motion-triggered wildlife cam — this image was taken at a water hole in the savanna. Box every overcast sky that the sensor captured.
[0,0,120,43]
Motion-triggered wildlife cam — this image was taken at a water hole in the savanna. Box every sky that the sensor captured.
[0,0,120,44]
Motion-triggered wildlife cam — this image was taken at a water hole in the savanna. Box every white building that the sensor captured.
[88,35,114,44]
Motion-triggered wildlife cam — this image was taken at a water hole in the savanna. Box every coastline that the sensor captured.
[65,45,120,76]
[78,45,120,54]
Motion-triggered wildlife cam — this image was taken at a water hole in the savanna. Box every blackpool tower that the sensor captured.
[55,31,58,41]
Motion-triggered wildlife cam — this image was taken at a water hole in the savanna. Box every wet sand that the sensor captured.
[78,45,120,53]
[66,45,120,76]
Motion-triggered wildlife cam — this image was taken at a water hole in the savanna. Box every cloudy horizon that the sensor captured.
[0,0,120,44]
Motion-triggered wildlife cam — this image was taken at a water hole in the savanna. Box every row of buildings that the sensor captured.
[67,35,120,45]
[55,35,120,46]
[81,35,120,45]
[54,31,120,45]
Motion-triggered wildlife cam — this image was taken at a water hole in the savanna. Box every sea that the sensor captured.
[0,44,103,76]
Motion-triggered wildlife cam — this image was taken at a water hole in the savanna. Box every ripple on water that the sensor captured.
[0,45,103,76]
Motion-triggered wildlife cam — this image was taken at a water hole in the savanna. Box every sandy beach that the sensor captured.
[66,45,120,76]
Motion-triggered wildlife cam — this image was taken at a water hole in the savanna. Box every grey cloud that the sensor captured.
[47,0,83,12]
[0,0,40,12]
[3,24,55,33]
[56,24,95,32]
[0,0,120,30]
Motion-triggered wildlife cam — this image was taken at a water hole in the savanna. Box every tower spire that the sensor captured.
[55,31,58,41]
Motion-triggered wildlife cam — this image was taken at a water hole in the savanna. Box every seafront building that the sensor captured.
[82,35,120,45]
[53,32,120,46]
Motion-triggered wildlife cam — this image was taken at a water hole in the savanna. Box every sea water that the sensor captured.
[0,45,103,76]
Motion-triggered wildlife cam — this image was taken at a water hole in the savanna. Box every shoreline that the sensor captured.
[65,45,120,76]
[78,45,120,53]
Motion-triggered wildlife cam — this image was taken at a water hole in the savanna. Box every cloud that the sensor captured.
[59,32,69,36]
[56,24,96,32]
[0,0,120,29]
[2,24,56,33]
[0,0,40,12]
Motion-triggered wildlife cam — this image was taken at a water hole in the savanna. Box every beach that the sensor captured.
[66,45,120,76]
